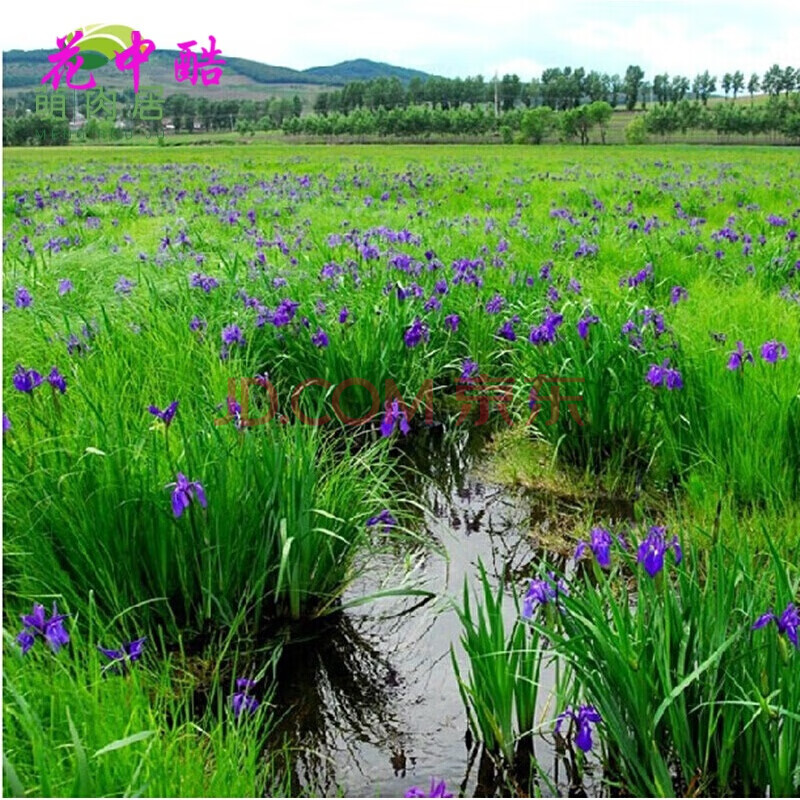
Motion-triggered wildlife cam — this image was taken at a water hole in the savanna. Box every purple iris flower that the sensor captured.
[189,273,220,292]
[574,526,613,568]
[272,298,300,328]
[637,526,682,577]
[12,365,43,394]
[727,341,754,371]
[405,779,453,798]
[380,399,410,438]
[577,314,600,340]
[403,317,430,348]
[670,286,689,305]
[58,279,74,296]
[14,286,33,308]
[556,705,602,752]
[338,307,350,323]
[760,340,788,363]
[47,367,67,394]
[231,678,260,718]
[497,318,518,341]
[529,308,564,345]
[311,327,329,348]
[167,473,207,518]
[17,602,69,654]
[568,278,582,294]
[221,324,246,346]
[366,509,397,532]
[522,572,568,619]
[573,239,598,259]
[149,401,178,426]
[114,277,135,295]
[444,314,460,332]
[752,603,799,649]
[645,359,683,390]
[99,637,147,673]
[485,293,505,314]
[3,414,11,433]
[460,359,480,383]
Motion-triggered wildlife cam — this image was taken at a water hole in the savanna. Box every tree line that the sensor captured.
[281,96,800,144]
[311,64,799,115]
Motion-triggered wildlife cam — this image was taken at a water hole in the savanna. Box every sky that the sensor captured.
[2,0,798,81]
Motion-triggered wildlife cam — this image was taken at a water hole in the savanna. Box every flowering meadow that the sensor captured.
[2,143,799,797]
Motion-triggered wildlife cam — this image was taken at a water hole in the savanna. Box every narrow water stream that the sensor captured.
[272,430,632,797]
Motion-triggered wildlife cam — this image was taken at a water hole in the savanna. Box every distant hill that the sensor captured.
[2,49,433,98]
[304,59,431,84]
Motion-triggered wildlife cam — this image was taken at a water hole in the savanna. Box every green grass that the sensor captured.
[3,142,799,796]
[3,602,288,798]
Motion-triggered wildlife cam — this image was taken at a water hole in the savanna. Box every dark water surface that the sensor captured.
[272,431,630,797]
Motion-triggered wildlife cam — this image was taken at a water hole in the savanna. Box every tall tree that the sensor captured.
[732,70,745,100]
[669,75,690,103]
[722,73,733,99]
[747,72,760,102]
[781,66,796,97]
[609,74,623,108]
[762,64,782,97]
[499,74,521,112]
[653,73,670,105]
[624,65,645,111]
[585,70,606,102]
[692,71,716,105]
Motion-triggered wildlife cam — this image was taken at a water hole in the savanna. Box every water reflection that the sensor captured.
[267,427,631,797]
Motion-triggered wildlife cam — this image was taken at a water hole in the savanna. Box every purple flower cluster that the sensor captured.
[574,526,614,568]
[405,779,452,798]
[727,341,754,371]
[404,317,430,348]
[522,572,568,618]
[760,340,788,363]
[12,365,67,395]
[189,273,220,292]
[16,602,69,654]
[752,603,798,649]
[577,314,600,340]
[646,359,683,390]
[167,473,207,518]
[99,637,147,674]
[528,308,564,345]
[637,526,682,577]
[556,705,602,752]
[149,401,178,427]
[619,263,653,289]
[231,678,260,718]
[381,398,410,437]
[366,508,398,532]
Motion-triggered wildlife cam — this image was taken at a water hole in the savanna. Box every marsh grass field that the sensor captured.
[2,143,799,797]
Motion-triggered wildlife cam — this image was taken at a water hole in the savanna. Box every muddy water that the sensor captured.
[273,431,631,797]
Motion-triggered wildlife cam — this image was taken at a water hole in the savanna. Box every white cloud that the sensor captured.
[2,0,797,79]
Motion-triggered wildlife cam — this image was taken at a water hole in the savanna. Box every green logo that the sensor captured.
[64,24,138,71]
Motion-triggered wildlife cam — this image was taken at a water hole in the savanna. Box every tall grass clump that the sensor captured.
[452,563,546,767]
[5,405,403,637]
[524,526,800,796]
[3,602,286,798]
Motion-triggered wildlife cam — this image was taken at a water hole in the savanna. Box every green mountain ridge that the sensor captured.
[2,49,433,94]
